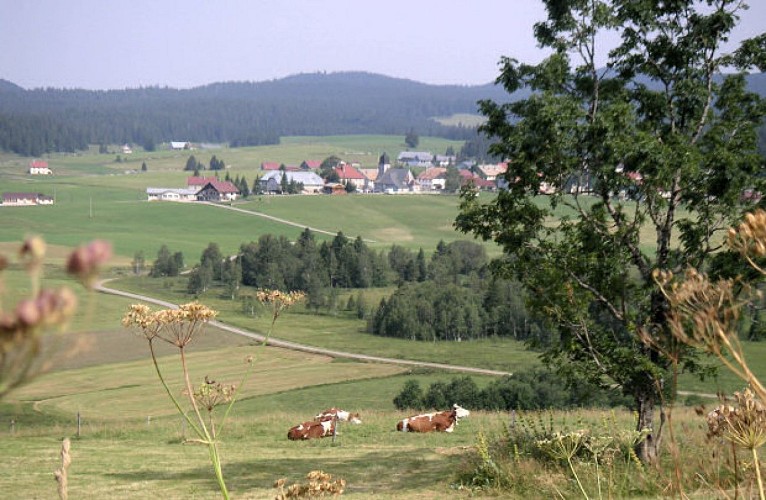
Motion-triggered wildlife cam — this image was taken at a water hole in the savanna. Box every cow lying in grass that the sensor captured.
[287,419,336,440]
[314,408,362,424]
[396,404,470,433]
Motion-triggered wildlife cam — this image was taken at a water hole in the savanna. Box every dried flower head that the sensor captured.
[656,267,741,353]
[274,470,347,498]
[66,240,112,288]
[187,376,236,413]
[122,302,217,347]
[707,389,766,450]
[256,289,305,324]
[728,209,766,258]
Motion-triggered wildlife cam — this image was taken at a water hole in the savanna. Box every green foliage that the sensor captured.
[150,244,184,277]
[405,128,419,148]
[393,380,424,410]
[393,371,629,412]
[456,0,766,462]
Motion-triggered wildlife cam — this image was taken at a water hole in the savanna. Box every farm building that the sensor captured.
[417,167,447,191]
[146,188,199,202]
[28,160,52,175]
[374,168,416,193]
[187,176,219,188]
[476,162,508,181]
[334,163,367,191]
[196,180,240,201]
[397,151,433,168]
[170,141,191,150]
[323,183,347,195]
[301,160,321,170]
[2,192,54,206]
[259,171,324,194]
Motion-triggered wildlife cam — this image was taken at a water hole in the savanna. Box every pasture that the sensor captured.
[1,135,764,497]
[1,337,507,498]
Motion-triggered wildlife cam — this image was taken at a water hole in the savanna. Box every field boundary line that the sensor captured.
[200,201,376,243]
[96,279,510,377]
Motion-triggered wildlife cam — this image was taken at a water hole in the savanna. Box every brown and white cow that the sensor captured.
[396,404,470,433]
[287,419,336,440]
[314,408,362,424]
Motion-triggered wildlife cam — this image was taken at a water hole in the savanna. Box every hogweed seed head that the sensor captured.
[122,302,217,347]
[707,389,766,451]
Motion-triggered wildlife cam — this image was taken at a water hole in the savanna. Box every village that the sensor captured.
[2,148,511,206]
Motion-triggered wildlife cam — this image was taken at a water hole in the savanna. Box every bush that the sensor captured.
[393,369,630,412]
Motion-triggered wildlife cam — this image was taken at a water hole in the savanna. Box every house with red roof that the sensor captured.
[261,162,281,171]
[334,163,367,191]
[476,162,508,181]
[187,176,219,187]
[28,160,52,175]
[417,167,447,191]
[196,180,240,202]
[301,160,321,170]
[459,170,496,190]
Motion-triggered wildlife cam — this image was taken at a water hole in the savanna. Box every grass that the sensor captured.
[109,275,538,373]
[1,338,506,498]
[0,409,502,499]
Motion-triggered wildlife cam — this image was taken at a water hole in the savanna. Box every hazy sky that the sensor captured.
[1,0,764,90]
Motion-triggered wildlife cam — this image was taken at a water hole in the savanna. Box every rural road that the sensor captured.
[95,280,512,377]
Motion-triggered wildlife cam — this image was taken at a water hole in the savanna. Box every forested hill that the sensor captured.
[0,71,764,158]
[0,72,513,156]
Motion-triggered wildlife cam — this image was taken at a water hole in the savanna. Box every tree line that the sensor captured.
[0,72,504,156]
[174,231,545,342]
[393,372,630,412]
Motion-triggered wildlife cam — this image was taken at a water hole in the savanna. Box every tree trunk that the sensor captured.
[635,392,661,464]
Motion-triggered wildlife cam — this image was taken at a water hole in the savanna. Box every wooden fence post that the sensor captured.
[76,412,81,438]
[10,418,15,435]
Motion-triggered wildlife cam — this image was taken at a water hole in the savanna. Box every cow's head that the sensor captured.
[453,404,470,419]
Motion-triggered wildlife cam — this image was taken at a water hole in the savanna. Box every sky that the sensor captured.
[1,0,764,91]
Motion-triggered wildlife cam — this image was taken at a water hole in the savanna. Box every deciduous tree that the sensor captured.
[456,0,766,463]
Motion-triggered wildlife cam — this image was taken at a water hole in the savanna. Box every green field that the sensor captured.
[1,135,763,498]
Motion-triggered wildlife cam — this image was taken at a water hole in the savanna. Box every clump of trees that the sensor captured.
[149,245,184,277]
[393,372,629,411]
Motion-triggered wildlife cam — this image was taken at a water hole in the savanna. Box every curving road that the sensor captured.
[96,280,512,377]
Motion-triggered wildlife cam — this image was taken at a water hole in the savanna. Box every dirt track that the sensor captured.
[96,280,512,377]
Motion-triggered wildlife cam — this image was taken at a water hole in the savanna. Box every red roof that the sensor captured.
[417,167,446,180]
[334,164,366,180]
[29,160,48,168]
[187,176,218,186]
[202,180,239,193]
[303,160,321,169]
[261,162,281,170]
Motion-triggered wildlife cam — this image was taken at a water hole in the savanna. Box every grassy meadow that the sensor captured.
[1,136,765,498]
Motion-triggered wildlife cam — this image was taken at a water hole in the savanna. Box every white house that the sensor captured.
[259,171,325,194]
[28,160,52,175]
[146,187,199,202]
[2,192,54,206]
[170,141,191,150]
[417,167,447,191]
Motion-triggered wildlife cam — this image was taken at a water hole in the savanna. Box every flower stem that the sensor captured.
[753,447,764,500]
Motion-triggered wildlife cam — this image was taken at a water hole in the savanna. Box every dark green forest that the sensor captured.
[0,72,511,156]
[0,71,764,157]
